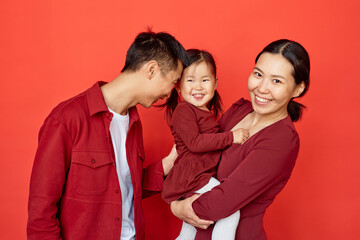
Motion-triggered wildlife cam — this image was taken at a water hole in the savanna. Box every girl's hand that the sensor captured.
[232,128,249,144]
[162,144,178,176]
[170,194,214,229]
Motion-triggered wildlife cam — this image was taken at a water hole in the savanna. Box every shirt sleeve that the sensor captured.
[27,116,72,240]
[171,103,233,153]
[192,127,299,221]
[142,159,165,198]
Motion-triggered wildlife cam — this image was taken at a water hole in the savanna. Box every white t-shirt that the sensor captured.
[108,108,135,240]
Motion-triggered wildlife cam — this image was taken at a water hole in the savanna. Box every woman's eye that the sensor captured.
[273,79,281,84]
[254,72,262,77]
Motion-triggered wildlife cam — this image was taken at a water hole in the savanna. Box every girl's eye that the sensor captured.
[203,79,210,82]
[187,79,194,82]
[273,79,281,84]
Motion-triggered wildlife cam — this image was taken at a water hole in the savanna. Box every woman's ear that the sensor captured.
[293,81,305,98]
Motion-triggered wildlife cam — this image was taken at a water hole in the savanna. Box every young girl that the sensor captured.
[161,49,248,240]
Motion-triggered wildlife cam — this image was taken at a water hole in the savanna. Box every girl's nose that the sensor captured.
[195,81,203,89]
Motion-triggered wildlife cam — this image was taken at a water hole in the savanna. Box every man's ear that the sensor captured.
[293,81,305,98]
[145,60,159,79]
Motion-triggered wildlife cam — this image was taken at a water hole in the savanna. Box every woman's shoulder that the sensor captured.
[225,98,252,115]
[273,116,299,138]
[230,97,250,108]
[219,98,252,129]
[258,116,299,149]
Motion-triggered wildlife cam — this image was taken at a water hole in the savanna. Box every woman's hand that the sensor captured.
[170,194,214,229]
[162,144,178,176]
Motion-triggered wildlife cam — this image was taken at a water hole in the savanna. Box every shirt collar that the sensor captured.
[87,81,109,116]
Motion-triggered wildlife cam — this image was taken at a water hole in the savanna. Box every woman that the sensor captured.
[170,39,310,239]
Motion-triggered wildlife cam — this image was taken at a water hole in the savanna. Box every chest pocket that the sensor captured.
[70,150,113,195]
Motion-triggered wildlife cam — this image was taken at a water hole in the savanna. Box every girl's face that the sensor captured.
[248,53,304,119]
[179,61,217,110]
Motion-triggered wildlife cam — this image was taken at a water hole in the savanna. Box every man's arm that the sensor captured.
[27,116,72,240]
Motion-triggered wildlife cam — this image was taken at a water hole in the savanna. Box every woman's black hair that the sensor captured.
[255,39,310,122]
[159,49,223,124]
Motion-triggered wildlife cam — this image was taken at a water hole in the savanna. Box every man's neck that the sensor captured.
[101,72,141,115]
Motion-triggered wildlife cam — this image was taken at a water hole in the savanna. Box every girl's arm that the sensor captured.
[172,103,233,153]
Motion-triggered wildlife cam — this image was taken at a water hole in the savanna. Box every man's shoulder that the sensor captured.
[48,89,90,122]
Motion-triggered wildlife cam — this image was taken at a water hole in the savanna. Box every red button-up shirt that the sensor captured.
[27,82,165,240]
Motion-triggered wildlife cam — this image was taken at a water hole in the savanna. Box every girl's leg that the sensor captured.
[175,221,197,240]
[197,177,240,240]
[211,210,240,240]
[176,178,220,240]
[195,177,220,194]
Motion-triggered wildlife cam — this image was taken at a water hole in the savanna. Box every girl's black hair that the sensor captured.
[255,39,310,122]
[159,49,223,124]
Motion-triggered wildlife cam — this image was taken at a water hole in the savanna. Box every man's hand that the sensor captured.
[162,144,178,176]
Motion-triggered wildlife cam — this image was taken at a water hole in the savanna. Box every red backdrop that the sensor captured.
[1,0,359,239]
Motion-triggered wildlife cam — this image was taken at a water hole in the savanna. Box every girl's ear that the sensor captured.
[215,77,218,89]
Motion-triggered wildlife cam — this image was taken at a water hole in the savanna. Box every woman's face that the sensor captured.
[248,52,304,119]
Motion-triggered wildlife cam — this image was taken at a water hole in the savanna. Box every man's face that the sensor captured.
[143,60,183,107]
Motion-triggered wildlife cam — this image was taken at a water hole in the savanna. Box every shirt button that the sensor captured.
[115,217,120,221]
[91,159,96,163]
[115,189,119,194]
[105,135,108,139]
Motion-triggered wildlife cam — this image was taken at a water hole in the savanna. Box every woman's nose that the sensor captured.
[258,79,269,93]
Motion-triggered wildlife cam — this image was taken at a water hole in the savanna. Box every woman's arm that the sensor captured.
[193,126,300,221]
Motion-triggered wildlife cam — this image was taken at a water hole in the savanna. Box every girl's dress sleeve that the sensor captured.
[171,103,233,153]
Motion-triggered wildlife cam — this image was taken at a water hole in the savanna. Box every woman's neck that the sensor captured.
[249,110,288,135]
[232,110,288,137]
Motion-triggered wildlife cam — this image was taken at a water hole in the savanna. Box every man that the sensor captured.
[27,30,190,240]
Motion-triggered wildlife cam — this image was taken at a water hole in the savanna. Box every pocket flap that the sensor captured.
[72,151,112,168]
